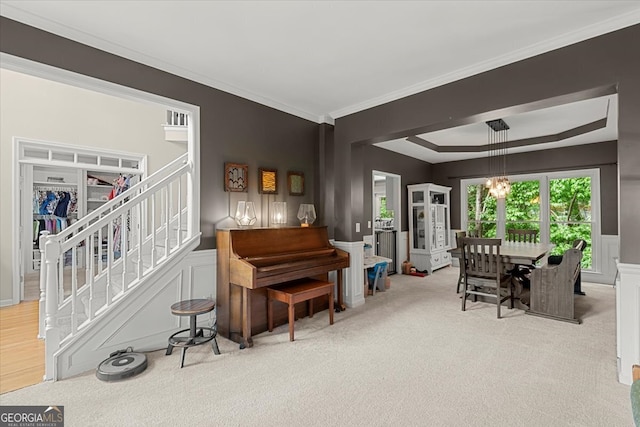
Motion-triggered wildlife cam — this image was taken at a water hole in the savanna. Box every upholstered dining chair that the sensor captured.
[506,228,538,243]
[455,231,467,293]
[460,237,514,319]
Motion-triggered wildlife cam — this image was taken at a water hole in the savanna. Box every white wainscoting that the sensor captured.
[54,249,216,380]
[616,261,640,385]
[583,234,619,285]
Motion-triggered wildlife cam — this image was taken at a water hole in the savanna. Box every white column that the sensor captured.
[616,261,640,385]
[331,241,366,308]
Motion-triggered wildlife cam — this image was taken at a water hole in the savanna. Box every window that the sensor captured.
[461,169,599,272]
[505,180,540,238]
[549,176,593,269]
[466,183,497,237]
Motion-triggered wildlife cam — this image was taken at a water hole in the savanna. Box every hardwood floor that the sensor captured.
[0,300,44,394]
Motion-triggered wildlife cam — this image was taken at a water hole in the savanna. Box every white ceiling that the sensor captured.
[1,1,639,163]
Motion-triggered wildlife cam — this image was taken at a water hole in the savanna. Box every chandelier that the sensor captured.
[485,118,511,198]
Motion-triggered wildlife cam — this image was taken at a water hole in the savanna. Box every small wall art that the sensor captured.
[287,171,304,196]
[259,168,278,194]
[224,162,248,192]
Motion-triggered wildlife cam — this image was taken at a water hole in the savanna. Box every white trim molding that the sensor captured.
[52,249,215,380]
[616,261,640,385]
[331,240,366,309]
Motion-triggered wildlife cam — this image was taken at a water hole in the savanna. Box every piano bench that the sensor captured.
[267,278,334,342]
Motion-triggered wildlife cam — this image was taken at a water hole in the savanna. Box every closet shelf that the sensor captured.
[34,180,77,187]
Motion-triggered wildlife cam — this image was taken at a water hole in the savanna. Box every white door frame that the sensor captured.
[371,170,402,273]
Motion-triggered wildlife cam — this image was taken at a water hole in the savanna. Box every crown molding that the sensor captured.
[0,4,324,124]
[330,9,640,119]
[3,4,639,124]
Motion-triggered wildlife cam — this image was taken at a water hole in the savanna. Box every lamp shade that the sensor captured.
[270,201,287,226]
[297,204,316,227]
[234,201,257,227]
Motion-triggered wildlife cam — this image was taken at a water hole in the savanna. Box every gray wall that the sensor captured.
[2,17,637,262]
[0,17,318,250]
[361,144,432,233]
[431,141,618,234]
[331,24,640,264]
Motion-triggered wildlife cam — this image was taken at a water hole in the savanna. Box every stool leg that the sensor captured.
[189,315,197,337]
[212,337,220,355]
[288,302,295,342]
[180,347,187,368]
[166,341,174,355]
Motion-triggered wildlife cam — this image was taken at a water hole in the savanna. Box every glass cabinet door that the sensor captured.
[412,206,426,249]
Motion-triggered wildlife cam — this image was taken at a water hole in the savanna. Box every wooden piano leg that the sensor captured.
[336,268,346,312]
[240,287,253,349]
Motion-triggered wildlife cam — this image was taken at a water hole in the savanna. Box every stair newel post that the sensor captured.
[44,236,61,381]
[38,230,50,339]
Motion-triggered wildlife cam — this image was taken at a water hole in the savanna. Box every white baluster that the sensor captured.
[164,186,170,256]
[71,246,77,334]
[38,230,50,339]
[177,177,182,248]
[151,192,156,268]
[121,211,128,292]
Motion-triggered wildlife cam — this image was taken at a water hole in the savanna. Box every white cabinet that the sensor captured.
[407,183,452,274]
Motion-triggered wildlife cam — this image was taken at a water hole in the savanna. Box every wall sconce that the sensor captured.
[297,204,316,227]
[270,201,287,227]
[235,201,257,228]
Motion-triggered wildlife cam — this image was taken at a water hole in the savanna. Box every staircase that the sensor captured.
[38,153,200,380]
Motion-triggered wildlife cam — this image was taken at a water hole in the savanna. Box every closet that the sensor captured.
[24,165,141,274]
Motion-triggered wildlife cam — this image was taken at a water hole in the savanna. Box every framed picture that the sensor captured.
[224,162,248,192]
[287,171,304,196]
[259,168,278,194]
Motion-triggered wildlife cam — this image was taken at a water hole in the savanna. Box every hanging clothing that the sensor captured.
[54,192,71,217]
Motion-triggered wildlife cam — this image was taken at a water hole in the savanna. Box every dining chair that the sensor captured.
[548,239,588,295]
[455,231,467,293]
[468,229,481,238]
[460,237,514,318]
[506,228,538,243]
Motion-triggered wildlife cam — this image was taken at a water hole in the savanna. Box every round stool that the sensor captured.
[166,299,220,368]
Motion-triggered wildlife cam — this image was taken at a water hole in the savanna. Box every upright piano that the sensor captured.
[216,226,350,348]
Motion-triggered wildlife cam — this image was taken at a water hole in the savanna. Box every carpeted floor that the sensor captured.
[0,267,632,426]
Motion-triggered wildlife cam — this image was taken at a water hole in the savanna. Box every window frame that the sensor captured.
[461,168,601,272]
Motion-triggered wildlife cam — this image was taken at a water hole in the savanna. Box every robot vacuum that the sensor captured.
[96,347,147,382]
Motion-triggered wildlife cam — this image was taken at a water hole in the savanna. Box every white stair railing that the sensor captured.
[40,153,195,380]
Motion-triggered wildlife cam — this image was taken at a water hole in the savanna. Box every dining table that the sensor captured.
[449,241,554,308]
[449,241,554,266]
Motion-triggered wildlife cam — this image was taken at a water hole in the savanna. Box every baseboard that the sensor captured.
[0,299,14,308]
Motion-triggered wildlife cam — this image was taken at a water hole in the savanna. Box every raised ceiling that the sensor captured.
[1,1,639,162]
